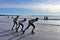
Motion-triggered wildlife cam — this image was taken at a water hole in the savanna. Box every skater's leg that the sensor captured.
[15,22,18,28]
[24,24,30,31]
[17,23,24,31]
[11,22,15,30]
[15,22,18,32]
[23,24,30,34]
[18,23,20,29]
[20,24,24,31]
[31,24,35,33]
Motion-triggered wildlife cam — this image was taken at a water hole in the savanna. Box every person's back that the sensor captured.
[29,19,36,24]
[29,18,38,24]
[18,18,26,23]
[13,16,19,22]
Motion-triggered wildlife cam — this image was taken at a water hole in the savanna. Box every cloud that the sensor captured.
[0,3,60,12]
[0,0,60,12]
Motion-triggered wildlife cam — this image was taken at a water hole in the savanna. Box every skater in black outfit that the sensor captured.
[11,16,19,31]
[23,17,38,34]
[16,18,26,32]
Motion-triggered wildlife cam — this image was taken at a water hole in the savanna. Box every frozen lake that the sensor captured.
[0,16,60,40]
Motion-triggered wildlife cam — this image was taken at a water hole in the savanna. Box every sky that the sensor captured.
[0,0,60,15]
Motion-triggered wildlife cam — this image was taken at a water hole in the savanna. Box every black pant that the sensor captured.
[18,23,24,30]
[24,23,35,32]
[12,21,18,29]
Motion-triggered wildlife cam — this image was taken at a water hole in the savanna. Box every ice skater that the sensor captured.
[23,17,38,34]
[16,18,26,32]
[11,16,19,31]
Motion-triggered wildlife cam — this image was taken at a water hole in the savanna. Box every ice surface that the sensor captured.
[0,16,60,40]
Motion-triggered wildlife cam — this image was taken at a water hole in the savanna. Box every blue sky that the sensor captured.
[0,0,60,15]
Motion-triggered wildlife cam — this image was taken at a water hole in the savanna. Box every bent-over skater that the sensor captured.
[16,18,26,32]
[11,16,19,31]
[23,17,38,34]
